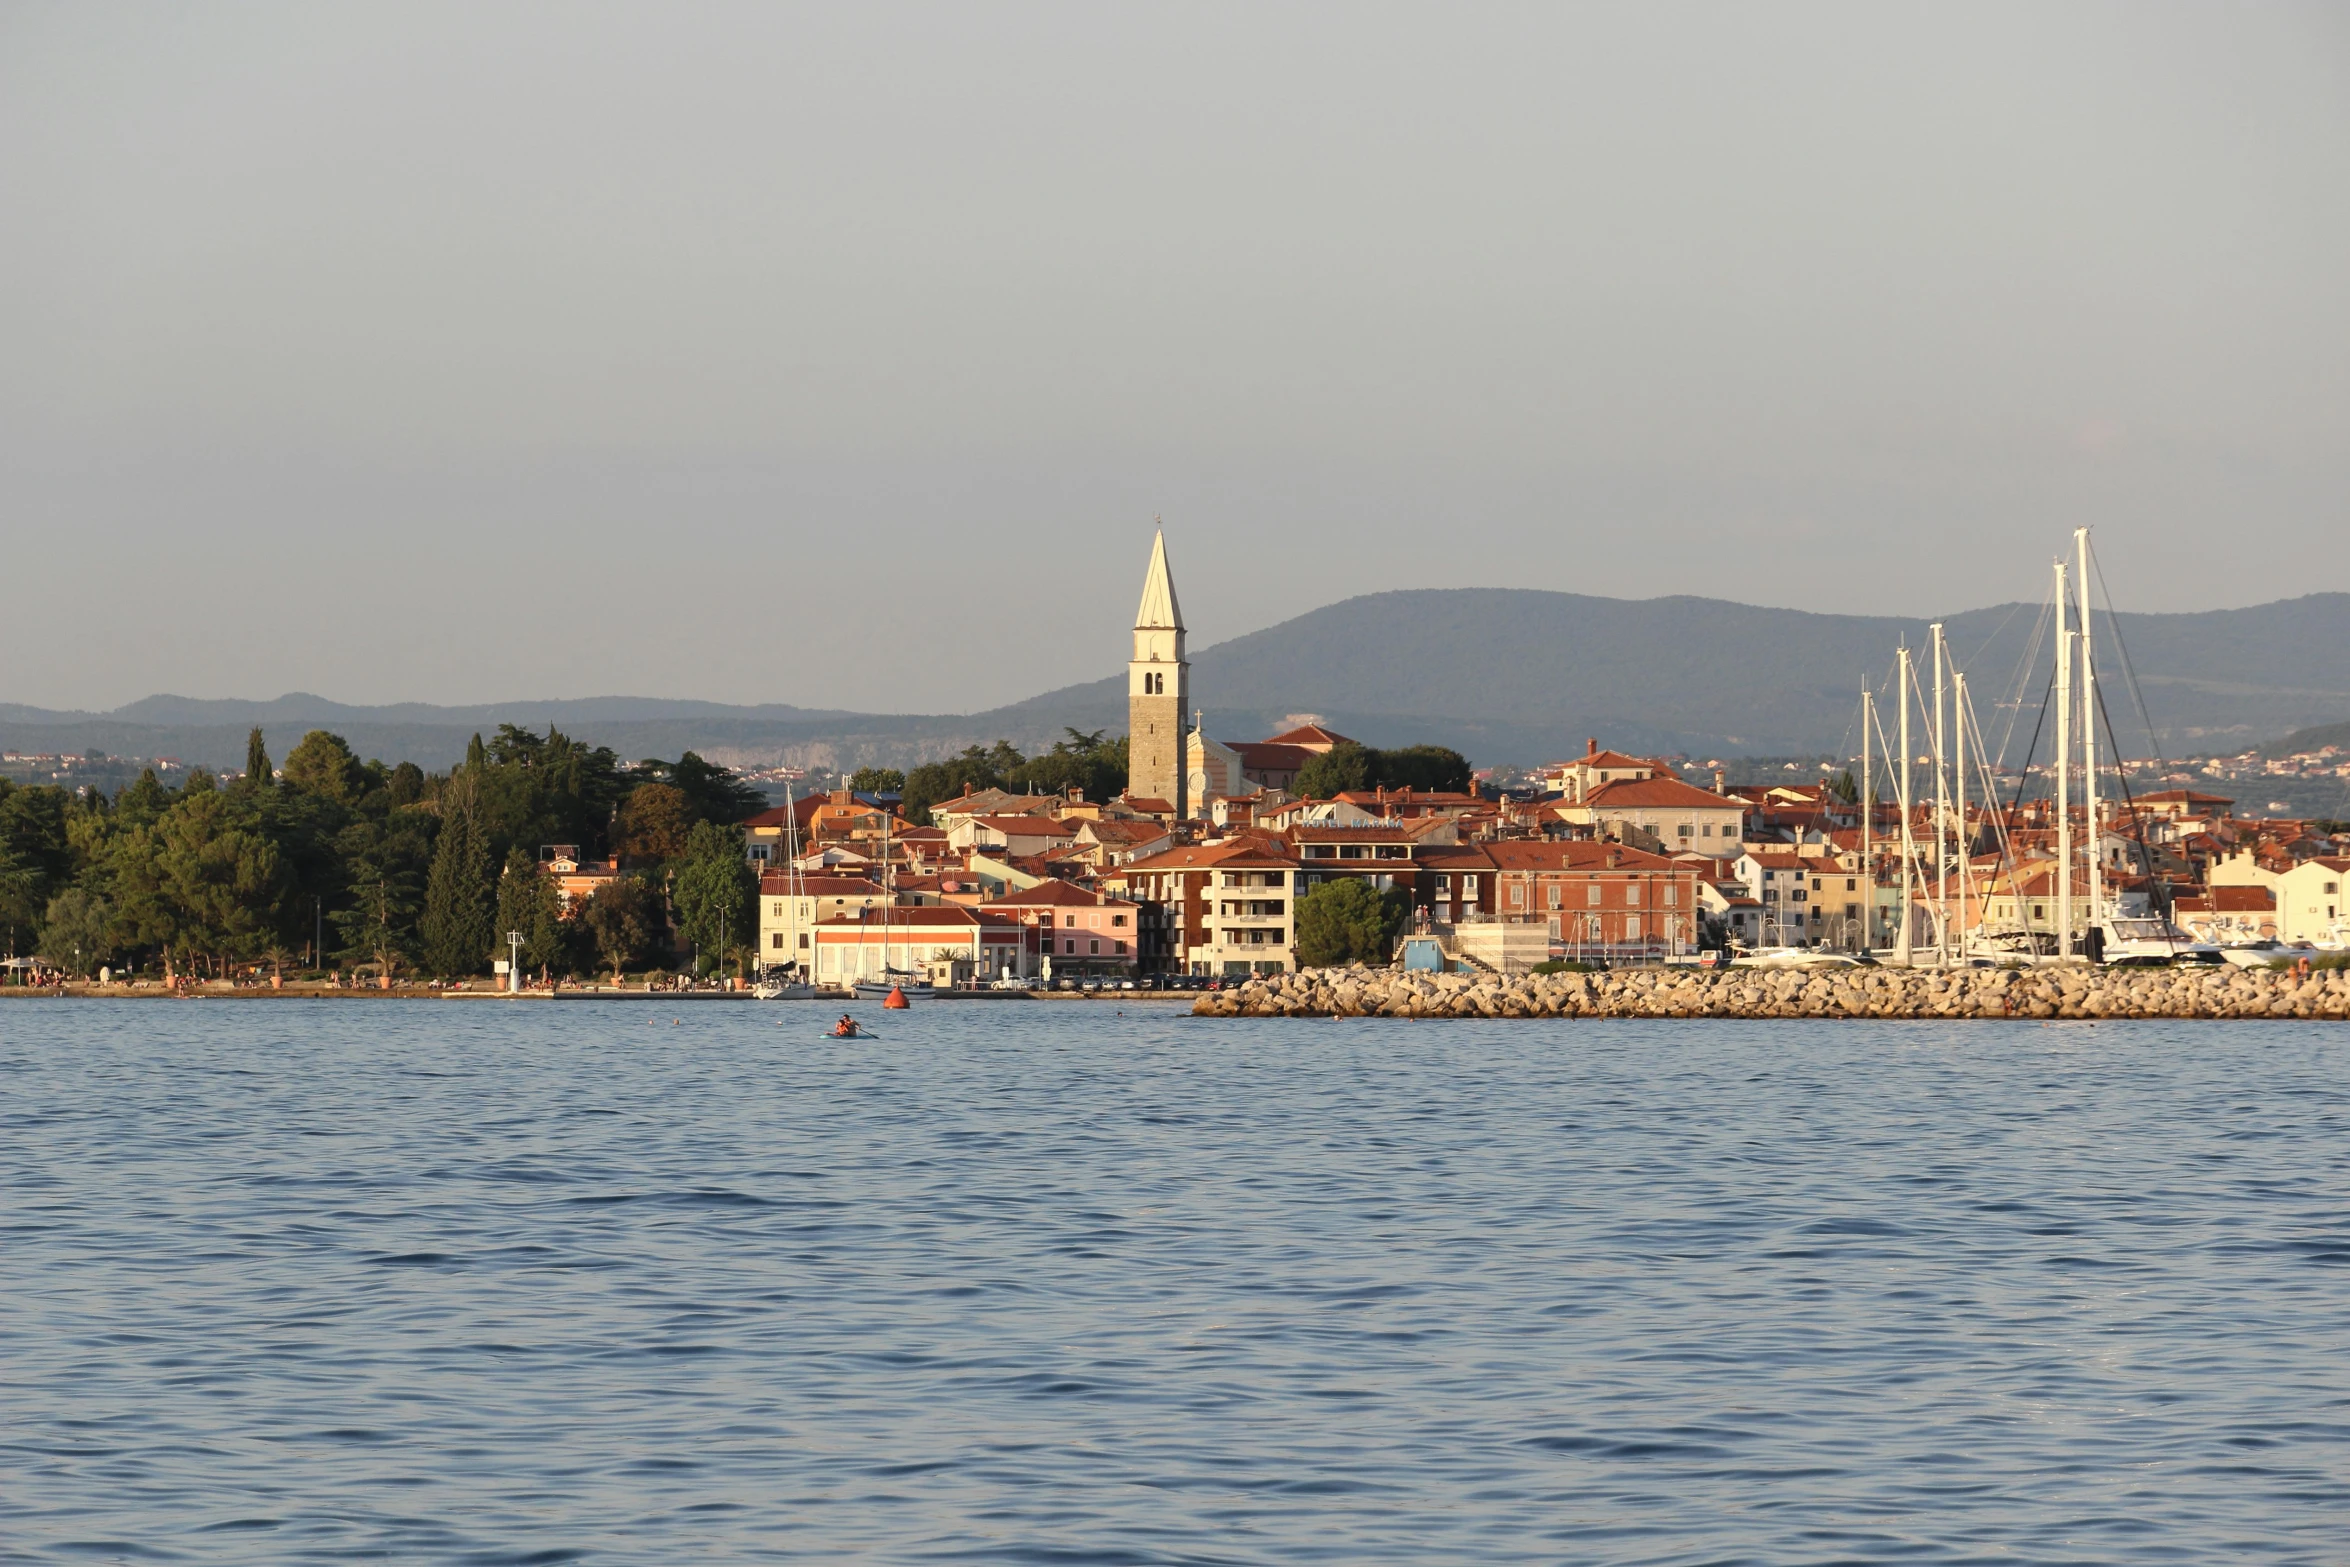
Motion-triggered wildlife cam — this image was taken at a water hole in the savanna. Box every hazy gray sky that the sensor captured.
[6,3,2346,713]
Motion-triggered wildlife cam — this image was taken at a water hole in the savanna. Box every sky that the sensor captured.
[5,2,2346,714]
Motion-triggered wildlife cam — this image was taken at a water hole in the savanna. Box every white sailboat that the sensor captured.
[754,783,820,999]
[851,800,932,1000]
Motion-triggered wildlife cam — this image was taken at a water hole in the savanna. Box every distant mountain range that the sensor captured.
[6,589,2346,777]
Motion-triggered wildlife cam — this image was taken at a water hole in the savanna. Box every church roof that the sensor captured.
[1134,528,1184,631]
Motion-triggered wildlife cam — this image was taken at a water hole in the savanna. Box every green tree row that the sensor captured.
[0,725,760,983]
[893,730,1132,824]
[1293,742,1474,800]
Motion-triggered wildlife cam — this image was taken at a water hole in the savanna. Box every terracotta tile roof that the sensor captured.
[1124,840,1300,872]
[1078,819,1167,842]
[1738,851,1813,871]
[967,816,1078,836]
[1260,724,1354,749]
[1576,777,1742,810]
[1482,841,1680,872]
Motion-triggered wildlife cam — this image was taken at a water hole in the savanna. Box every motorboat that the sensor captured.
[1732,946,1866,969]
[2094,916,2222,966]
[754,972,821,1000]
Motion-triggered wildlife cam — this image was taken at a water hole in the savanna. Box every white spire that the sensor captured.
[1134,527,1184,632]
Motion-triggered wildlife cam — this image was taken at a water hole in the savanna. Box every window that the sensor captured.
[1664,884,1677,907]
[799,934,808,948]
[1626,915,1641,942]
[1846,878,1857,891]
[1627,885,1641,906]
[1547,884,1562,910]
[1116,941,1127,955]
[1435,874,1451,893]
[1065,914,1078,927]
[1701,824,1713,837]
[771,933,784,949]
[1588,884,1601,906]
[1065,938,1077,953]
[1510,882,1526,908]
[1089,939,1100,955]
[1677,823,1693,839]
[1112,914,1127,927]
[1548,915,1561,938]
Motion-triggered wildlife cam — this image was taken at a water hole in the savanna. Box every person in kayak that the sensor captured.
[833,1015,862,1038]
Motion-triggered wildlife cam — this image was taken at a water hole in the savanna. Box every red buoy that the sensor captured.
[883,984,911,1009]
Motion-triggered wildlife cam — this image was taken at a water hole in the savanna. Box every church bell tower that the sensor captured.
[1127,528,1189,820]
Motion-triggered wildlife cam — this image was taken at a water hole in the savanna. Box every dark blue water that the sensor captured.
[4,1002,2348,1564]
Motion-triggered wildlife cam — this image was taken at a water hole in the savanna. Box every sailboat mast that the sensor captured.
[2053,560,2073,961]
[1954,671,1970,955]
[1861,688,1874,952]
[1932,622,1949,964]
[2075,527,2103,927]
[1897,646,1914,966]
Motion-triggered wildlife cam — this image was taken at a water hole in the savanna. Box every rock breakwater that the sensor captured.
[1192,963,2350,1021]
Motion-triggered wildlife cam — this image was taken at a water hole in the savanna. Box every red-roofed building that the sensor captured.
[1484,840,1706,958]
[1554,776,1745,857]
[1259,723,1353,753]
[944,815,1081,857]
[1113,839,1302,976]
[758,872,889,973]
[2138,789,2235,822]
[1542,739,1681,802]
[2171,884,2276,943]
[809,905,1040,988]
[982,881,1142,975]
[738,795,823,868]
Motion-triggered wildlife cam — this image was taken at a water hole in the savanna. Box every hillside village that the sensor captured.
[717,535,2350,988]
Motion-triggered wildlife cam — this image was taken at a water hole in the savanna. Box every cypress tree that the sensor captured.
[494,846,563,973]
[422,789,496,975]
[243,727,273,790]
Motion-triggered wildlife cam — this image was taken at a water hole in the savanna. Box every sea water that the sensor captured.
[3,1001,2346,1563]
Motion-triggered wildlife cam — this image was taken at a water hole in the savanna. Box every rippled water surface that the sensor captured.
[5,1001,2349,1564]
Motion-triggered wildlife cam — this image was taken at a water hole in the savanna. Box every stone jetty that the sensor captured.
[1192,962,2350,1021]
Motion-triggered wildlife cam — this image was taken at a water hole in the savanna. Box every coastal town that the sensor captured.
[3,531,2344,993]
[708,533,2346,991]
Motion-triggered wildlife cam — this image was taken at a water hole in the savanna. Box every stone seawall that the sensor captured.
[1192,963,2350,1021]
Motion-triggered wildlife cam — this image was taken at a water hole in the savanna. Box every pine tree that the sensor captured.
[494,846,563,973]
[421,788,496,976]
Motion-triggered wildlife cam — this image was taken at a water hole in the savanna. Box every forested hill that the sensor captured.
[5,590,2346,773]
[991,589,2350,763]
